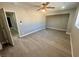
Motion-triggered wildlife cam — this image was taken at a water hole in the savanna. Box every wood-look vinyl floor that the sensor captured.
[0,28,71,57]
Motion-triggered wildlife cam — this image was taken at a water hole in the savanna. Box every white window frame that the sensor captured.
[75,12,79,29]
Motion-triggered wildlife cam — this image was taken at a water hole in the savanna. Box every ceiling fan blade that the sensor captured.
[42,2,49,6]
[47,7,55,9]
[46,2,50,5]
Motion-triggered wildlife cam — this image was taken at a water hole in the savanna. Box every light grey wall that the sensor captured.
[6,12,18,32]
[47,9,76,33]
[0,3,45,37]
[67,9,76,33]
[11,13,18,32]
[70,6,79,56]
[46,14,69,31]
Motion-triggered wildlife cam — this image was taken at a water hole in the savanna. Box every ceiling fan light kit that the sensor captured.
[41,9,46,12]
[37,2,55,12]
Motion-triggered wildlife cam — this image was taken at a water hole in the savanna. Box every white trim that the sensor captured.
[66,32,71,35]
[65,32,74,57]
[66,32,74,57]
[47,27,66,31]
[19,28,45,37]
[5,10,16,13]
[70,33,74,57]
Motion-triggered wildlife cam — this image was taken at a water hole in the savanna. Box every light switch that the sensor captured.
[20,21,22,25]
[20,21,22,23]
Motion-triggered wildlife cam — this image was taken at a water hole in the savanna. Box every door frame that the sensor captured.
[0,8,14,46]
[5,11,19,36]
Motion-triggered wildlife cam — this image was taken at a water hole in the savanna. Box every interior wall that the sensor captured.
[6,12,18,32]
[46,14,69,31]
[10,13,18,32]
[47,9,76,33]
[0,3,45,37]
[70,6,79,56]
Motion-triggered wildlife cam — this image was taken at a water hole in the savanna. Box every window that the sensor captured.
[75,12,79,29]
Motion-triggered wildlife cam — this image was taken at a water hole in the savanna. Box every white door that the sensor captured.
[0,8,14,46]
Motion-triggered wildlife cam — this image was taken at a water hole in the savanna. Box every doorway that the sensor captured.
[0,8,14,46]
[6,12,19,37]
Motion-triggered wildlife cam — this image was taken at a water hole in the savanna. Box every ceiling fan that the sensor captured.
[37,2,55,12]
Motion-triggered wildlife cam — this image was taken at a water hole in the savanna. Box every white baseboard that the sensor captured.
[70,34,74,57]
[19,28,45,37]
[47,27,66,31]
[66,32,71,35]
[66,32,74,57]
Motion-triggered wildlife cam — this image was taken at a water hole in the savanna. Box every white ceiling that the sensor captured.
[0,2,78,11]
[16,2,79,11]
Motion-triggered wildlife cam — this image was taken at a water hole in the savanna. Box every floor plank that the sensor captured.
[0,29,71,57]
